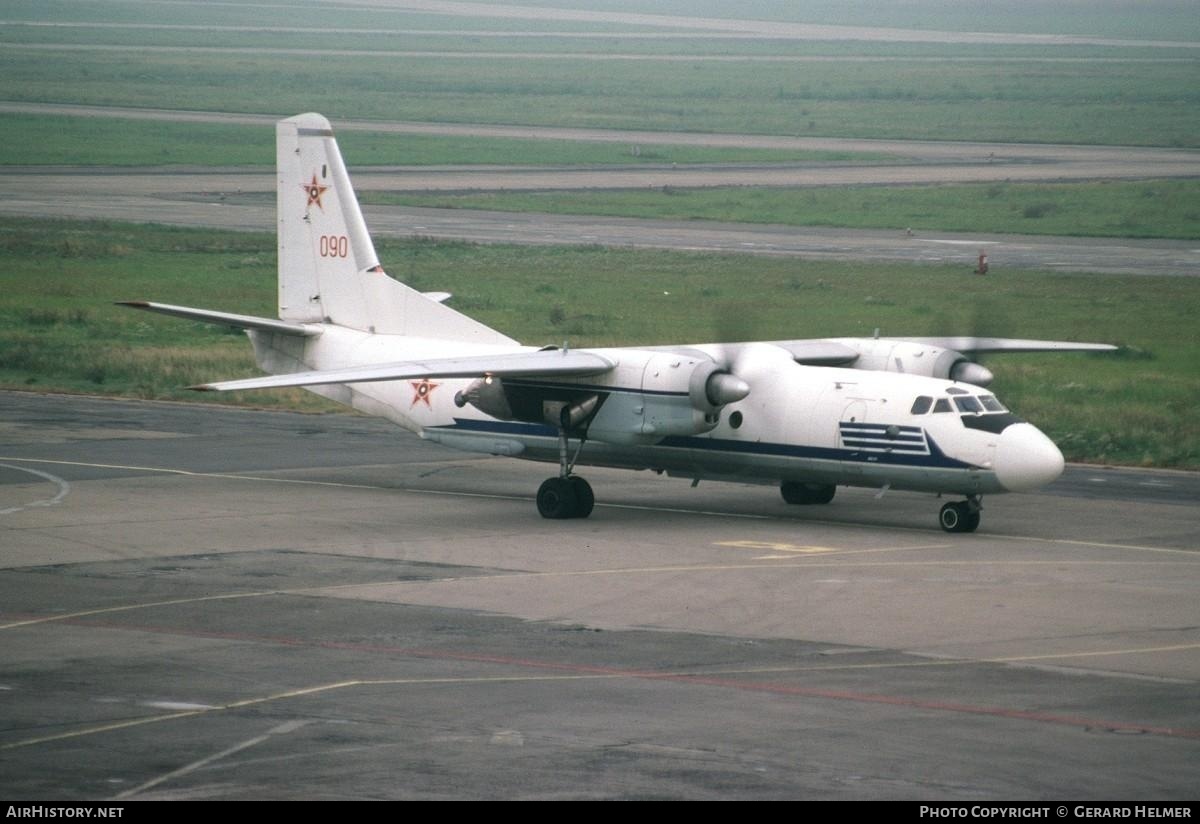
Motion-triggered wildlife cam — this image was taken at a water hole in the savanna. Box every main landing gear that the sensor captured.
[939,496,981,533]
[780,481,837,506]
[536,426,594,519]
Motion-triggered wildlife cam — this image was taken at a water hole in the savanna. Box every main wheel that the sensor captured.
[961,509,981,533]
[537,477,578,519]
[568,476,594,519]
[781,481,837,505]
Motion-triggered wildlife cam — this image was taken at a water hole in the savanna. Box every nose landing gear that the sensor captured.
[939,497,981,533]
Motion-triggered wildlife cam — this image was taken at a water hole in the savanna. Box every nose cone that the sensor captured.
[993,423,1065,492]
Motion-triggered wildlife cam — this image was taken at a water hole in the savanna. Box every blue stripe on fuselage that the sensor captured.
[429,418,974,470]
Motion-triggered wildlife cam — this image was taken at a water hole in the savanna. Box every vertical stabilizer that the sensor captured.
[275,113,515,344]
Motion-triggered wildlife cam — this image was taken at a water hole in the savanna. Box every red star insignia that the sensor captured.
[301,173,329,210]
[410,379,439,408]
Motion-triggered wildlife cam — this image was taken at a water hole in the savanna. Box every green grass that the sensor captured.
[9,0,1199,41]
[2,217,1197,468]
[2,47,1198,147]
[368,179,1200,240]
[4,19,1193,58]
[0,114,885,168]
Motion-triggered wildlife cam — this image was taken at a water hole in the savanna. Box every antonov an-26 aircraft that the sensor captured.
[125,113,1115,533]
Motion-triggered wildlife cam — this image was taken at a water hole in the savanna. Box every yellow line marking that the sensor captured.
[8,559,1200,632]
[0,591,285,630]
[717,540,953,557]
[719,540,840,554]
[4,553,1199,633]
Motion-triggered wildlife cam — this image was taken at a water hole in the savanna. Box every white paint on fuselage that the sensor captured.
[257,327,1027,497]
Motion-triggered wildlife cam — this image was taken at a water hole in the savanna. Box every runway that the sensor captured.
[5,102,1198,275]
[1,391,1197,799]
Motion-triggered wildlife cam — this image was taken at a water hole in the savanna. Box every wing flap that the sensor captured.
[190,349,615,392]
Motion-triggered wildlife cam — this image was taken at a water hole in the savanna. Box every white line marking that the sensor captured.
[0,463,71,515]
[113,719,310,799]
[921,239,1000,246]
[142,701,219,711]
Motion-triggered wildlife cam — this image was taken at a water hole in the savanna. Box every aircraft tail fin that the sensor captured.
[275,113,514,344]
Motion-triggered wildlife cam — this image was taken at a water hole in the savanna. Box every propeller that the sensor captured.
[686,300,759,417]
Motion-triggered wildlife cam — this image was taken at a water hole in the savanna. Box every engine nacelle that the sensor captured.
[455,375,513,420]
[837,339,994,387]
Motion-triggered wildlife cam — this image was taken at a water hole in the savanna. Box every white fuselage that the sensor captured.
[252,327,1064,498]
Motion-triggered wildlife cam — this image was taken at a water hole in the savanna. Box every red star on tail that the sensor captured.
[301,174,329,209]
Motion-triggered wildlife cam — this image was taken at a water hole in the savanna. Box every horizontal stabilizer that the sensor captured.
[895,337,1117,354]
[119,301,320,337]
[190,349,615,392]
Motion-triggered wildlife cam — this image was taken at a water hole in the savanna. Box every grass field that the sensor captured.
[2,218,1197,468]
[3,48,1196,148]
[368,179,1200,240]
[2,0,1199,149]
[0,113,873,168]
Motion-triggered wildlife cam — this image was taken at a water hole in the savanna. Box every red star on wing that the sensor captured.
[410,379,440,409]
[301,173,329,210]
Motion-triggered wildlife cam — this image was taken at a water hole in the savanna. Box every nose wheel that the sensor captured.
[939,499,981,533]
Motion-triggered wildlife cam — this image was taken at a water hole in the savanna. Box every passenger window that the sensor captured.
[954,396,983,414]
[979,395,1007,413]
[932,398,952,413]
[910,396,933,415]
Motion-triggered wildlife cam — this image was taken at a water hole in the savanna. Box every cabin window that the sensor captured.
[954,396,983,414]
[979,395,1007,413]
[932,398,952,413]
[910,396,933,415]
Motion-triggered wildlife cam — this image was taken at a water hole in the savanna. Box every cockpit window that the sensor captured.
[954,396,983,414]
[910,396,933,415]
[932,398,952,413]
[946,386,969,395]
[979,395,1007,413]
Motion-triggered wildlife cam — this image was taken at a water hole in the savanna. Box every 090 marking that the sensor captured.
[319,235,348,258]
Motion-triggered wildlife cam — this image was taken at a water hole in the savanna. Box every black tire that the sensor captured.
[781,481,837,505]
[568,476,594,519]
[939,501,964,532]
[940,501,980,533]
[962,509,981,533]
[537,477,577,519]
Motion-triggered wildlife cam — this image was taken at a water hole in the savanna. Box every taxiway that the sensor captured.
[1,392,1197,799]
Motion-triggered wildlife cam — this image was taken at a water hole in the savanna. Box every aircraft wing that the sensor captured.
[890,337,1117,354]
[190,349,615,392]
[119,301,321,337]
